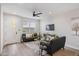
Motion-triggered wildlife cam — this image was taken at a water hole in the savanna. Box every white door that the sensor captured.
[3,13,22,45]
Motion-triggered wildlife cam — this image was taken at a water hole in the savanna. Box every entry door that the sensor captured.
[3,14,22,45]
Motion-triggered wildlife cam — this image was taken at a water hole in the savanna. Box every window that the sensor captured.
[22,21,36,33]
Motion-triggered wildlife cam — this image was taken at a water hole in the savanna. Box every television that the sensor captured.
[46,24,54,31]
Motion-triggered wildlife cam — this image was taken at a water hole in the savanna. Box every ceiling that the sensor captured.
[2,3,79,16]
[16,3,79,15]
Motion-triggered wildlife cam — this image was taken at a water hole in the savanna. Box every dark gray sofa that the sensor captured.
[40,36,66,55]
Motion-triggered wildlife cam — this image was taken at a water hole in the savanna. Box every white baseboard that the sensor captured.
[65,44,79,50]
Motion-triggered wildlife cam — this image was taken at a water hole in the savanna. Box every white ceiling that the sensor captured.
[16,3,79,15]
[2,3,79,16]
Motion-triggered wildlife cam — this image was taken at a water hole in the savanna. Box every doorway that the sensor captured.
[3,13,22,45]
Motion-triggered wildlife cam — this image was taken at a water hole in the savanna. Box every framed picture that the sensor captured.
[71,18,79,36]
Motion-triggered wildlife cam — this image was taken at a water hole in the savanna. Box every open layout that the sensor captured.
[0,3,79,56]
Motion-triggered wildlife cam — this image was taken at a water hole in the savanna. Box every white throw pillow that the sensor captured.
[26,34,32,37]
[50,37,54,40]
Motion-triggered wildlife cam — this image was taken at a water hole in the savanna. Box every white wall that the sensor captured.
[0,4,1,54]
[53,8,79,50]
[40,15,55,34]
[0,4,3,54]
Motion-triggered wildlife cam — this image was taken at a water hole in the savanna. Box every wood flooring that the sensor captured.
[1,41,79,56]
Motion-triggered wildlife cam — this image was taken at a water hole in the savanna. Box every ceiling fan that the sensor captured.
[33,11,42,17]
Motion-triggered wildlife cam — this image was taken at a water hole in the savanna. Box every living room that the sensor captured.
[0,3,79,56]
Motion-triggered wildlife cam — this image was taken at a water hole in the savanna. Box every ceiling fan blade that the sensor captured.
[33,11,42,17]
[35,13,42,15]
